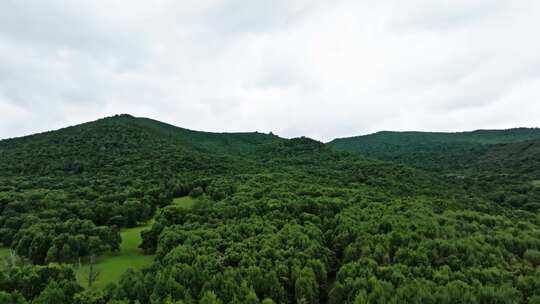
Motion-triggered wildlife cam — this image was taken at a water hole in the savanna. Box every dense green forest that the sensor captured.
[1,115,540,303]
[329,129,540,173]
[329,129,540,214]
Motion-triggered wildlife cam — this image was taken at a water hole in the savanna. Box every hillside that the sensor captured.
[0,114,276,263]
[1,116,540,304]
[329,128,540,173]
[475,139,540,178]
[130,116,282,155]
[330,127,540,220]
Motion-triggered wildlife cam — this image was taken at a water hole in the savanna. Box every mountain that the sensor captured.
[1,116,540,304]
[329,128,540,173]
[0,114,443,260]
[473,139,540,178]
[329,127,540,215]
[0,114,281,161]
[0,114,283,264]
[125,115,282,154]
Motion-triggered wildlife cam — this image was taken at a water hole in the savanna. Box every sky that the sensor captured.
[1,0,539,142]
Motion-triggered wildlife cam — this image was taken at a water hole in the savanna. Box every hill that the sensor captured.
[0,114,278,263]
[330,127,540,219]
[475,139,540,178]
[129,116,282,155]
[1,116,540,304]
[329,128,540,172]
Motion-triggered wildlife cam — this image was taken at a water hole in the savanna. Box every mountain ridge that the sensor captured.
[4,113,539,144]
[330,127,540,144]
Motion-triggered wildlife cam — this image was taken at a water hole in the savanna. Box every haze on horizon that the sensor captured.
[1,0,539,142]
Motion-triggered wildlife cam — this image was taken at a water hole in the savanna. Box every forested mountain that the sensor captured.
[473,139,540,178]
[1,116,540,304]
[0,114,275,263]
[329,128,540,173]
[129,116,282,155]
[330,128,540,221]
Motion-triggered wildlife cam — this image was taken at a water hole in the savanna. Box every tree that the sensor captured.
[0,291,28,304]
[200,291,222,304]
[86,254,100,288]
[244,289,260,304]
[524,250,540,266]
[72,289,107,304]
[295,268,319,304]
[189,187,204,198]
[32,281,70,304]
[353,291,368,304]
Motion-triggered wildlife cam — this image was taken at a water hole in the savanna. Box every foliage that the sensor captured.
[329,128,540,173]
[1,115,540,303]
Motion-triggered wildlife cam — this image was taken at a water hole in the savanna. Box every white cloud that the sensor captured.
[0,0,539,141]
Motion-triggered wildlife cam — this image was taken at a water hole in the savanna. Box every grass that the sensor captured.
[4,198,198,290]
[75,196,197,289]
[532,180,540,188]
[172,196,196,209]
[0,247,10,259]
[75,223,154,289]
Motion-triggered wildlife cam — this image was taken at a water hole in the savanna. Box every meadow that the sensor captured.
[75,224,154,289]
[172,196,196,209]
[75,196,197,289]
[0,247,10,259]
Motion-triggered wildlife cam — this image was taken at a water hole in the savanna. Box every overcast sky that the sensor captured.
[1,0,539,142]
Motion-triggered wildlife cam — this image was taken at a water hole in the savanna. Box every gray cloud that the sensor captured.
[0,0,539,141]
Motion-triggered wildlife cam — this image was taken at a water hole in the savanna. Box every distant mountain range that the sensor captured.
[329,128,540,176]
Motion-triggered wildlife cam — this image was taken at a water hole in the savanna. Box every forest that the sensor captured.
[1,115,540,303]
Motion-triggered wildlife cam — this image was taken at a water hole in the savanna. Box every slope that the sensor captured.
[0,114,279,265]
[329,128,540,172]
[330,128,540,214]
[130,115,283,155]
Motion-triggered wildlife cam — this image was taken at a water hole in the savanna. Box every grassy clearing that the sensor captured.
[172,196,196,209]
[75,196,196,289]
[531,180,540,188]
[76,224,154,289]
[0,247,10,259]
